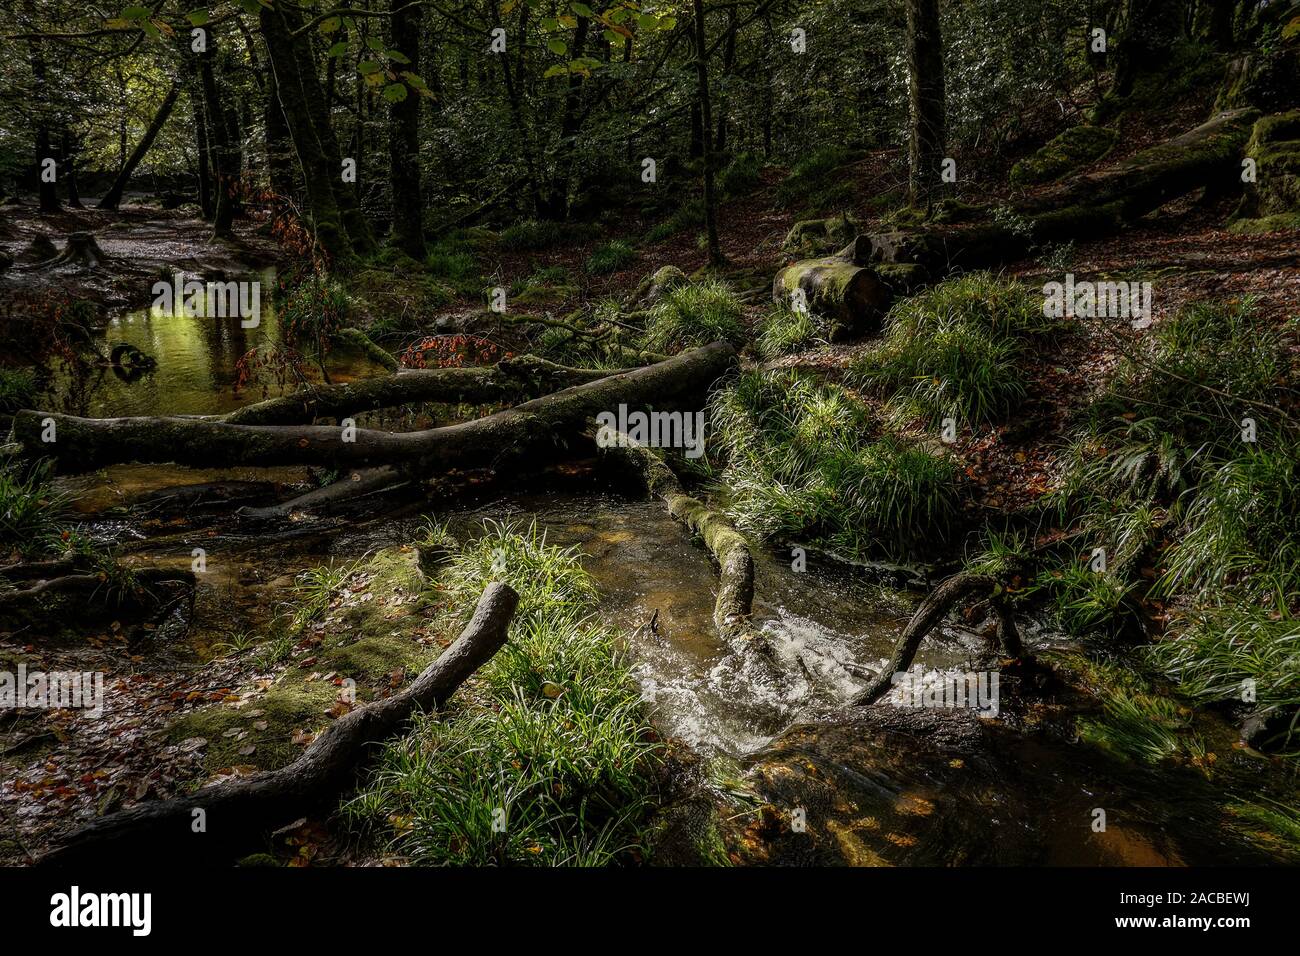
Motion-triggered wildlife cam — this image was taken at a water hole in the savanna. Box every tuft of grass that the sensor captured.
[849,273,1052,426]
[1158,443,1300,601]
[776,146,858,207]
[1148,599,1300,750]
[342,521,661,866]
[0,459,69,557]
[645,278,746,352]
[641,199,705,245]
[756,304,825,359]
[1032,563,1141,637]
[424,239,484,296]
[584,240,637,275]
[1058,298,1289,506]
[0,368,37,413]
[710,370,959,558]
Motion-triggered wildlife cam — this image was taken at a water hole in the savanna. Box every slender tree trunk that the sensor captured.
[905,0,946,208]
[692,0,723,265]
[99,81,181,211]
[24,0,59,213]
[387,0,426,257]
[260,3,355,264]
[541,15,591,220]
[197,37,236,236]
[1114,0,1184,97]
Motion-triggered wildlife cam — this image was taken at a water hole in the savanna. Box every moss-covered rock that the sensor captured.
[627,264,689,309]
[781,212,858,258]
[1011,125,1120,186]
[1232,110,1300,230]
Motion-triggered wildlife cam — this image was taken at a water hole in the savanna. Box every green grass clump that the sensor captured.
[710,370,960,558]
[1031,562,1141,637]
[645,278,746,351]
[278,273,352,356]
[1158,443,1300,601]
[641,199,705,245]
[344,521,661,866]
[756,304,825,359]
[1059,299,1288,506]
[585,240,637,275]
[849,273,1051,426]
[424,239,484,296]
[1148,600,1300,751]
[0,368,37,413]
[0,459,69,558]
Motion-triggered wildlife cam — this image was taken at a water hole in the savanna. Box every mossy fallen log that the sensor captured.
[14,344,737,475]
[220,355,611,426]
[772,248,892,340]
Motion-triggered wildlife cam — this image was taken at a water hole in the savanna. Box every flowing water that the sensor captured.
[43,295,1295,866]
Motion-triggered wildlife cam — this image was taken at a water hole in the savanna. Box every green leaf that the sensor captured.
[327,41,349,57]
[571,2,594,16]
[541,16,559,30]
[382,83,408,102]
[141,20,161,38]
[636,13,655,31]
[658,15,676,30]
[366,36,384,51]
[399,71,428,90]
[185,10,209,26]
[386,49,411,64]
[543,64,569,78]
[357,59,383,74]
[603,29,620,44]
[319,16,341,33]
[547,37,567,55]
[121,6,150,20]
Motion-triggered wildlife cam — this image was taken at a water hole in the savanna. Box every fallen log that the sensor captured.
[865,108,1261,271]
[773,241,892,340]
[850,571,1006,706]
[14,343,737,475]
[220,354,611,426]
[39,581,519,865]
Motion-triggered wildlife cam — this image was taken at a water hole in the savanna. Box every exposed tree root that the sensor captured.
[38,581,519,865]
[851,572,1012,706]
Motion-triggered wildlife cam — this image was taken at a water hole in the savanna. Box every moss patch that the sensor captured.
[1011,125,1119,186]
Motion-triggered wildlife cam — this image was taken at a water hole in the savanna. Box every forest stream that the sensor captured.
[27,285,1289,867]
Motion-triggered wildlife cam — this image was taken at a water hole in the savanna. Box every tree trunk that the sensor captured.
[387,0,426,256]
[692,0,723,265]
[38,582,519,865]
[1113,0,1184,97]
[260,4,355,264]
[99,81,182,211]
[60,129,83,208]
[905,0,947,208]
[197,36,236,237]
